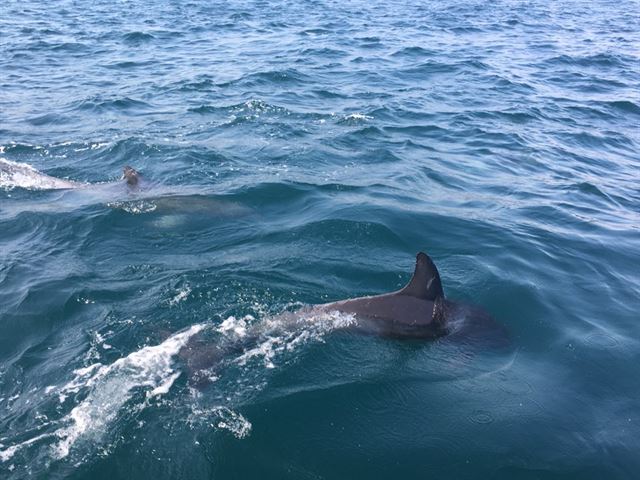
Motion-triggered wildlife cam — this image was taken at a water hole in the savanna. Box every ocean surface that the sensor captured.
[1,0,639,478]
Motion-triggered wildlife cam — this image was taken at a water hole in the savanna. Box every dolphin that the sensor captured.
[311,252,507,344]
[0,162,251,221]
[179,252,508,386]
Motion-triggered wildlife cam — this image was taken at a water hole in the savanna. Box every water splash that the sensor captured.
[0,325,204,463]
[0,158,84,190]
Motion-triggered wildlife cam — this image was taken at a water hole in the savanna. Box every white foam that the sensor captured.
[187,405,252,439]
[52,324,204,459]
[181,310,355,441]
[217,315,252,338]
[0,325,204,463]
[106,200,157,214]
[235,310,356,369]
[148,371,182,397]
[169,286,191,306]
[236,336,281,368]
[0,432,53,463]
[343,113,373,121]
[1,310,355,464]
[212,407,252,438]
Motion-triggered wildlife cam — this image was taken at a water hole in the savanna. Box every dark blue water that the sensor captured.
[1,0,639,478]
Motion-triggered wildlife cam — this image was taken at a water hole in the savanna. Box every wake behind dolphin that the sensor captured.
[0,158,87,190]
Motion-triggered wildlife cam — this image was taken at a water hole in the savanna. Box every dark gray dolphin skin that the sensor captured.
[315,252,449,339]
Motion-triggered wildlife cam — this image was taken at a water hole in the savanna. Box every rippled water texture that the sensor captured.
[1,0,639,478]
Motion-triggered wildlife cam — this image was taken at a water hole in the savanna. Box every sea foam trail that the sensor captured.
[0,324,205,463]
[1,312,355,465]
[0,158,85,190]
[183,311,358,439]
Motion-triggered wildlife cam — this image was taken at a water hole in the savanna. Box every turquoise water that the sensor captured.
[1,0,639,478]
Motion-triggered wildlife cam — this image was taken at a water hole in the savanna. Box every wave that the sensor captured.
[102,60,156,70]
[544,53,632,69]
[188,99,290,116]
[219,69,312,88]
[396,61,459,78]
[13,40,88,53]
[27,113,72,127]
[121,31,155,44]
[390,46,437,58]
[602,100,640,115]
[172,76,216,92]
[299,47,347,58]
[71,96,152,113]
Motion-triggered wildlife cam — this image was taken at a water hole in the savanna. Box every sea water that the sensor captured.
[1,0,639,478]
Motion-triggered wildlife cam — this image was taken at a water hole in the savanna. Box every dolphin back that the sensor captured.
[317,252,450,338]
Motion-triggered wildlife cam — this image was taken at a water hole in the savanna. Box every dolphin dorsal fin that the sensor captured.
[398,252,444,300]
[123,166,140,187]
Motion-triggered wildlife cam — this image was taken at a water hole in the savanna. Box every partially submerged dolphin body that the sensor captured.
[294,251,506,344]
[180,252,508,385]
[0,160,250,220]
